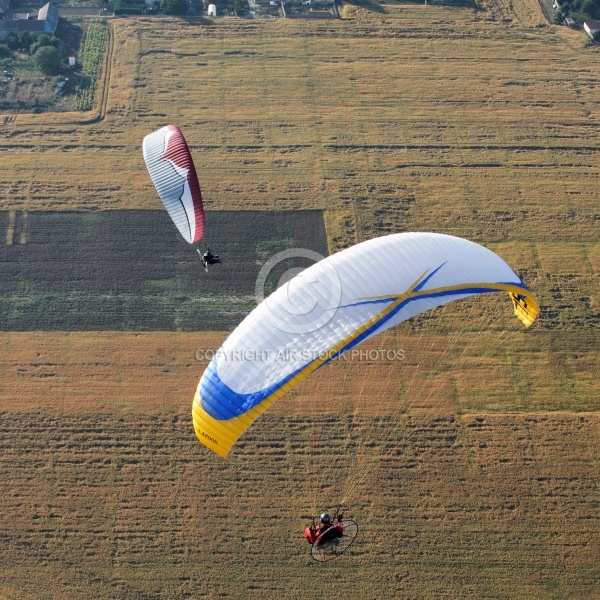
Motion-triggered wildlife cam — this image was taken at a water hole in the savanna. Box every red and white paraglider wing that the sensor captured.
[143,125,205,244]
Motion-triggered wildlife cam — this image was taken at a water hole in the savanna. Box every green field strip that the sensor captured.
[0,209,327,331]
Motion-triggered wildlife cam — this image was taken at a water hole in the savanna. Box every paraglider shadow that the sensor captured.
[343,0,478,11]
[176,17,216,26]
[342,0,387,13]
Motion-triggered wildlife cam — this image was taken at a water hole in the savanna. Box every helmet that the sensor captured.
[320,513,331,524]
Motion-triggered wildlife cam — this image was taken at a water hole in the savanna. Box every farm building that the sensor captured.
[0,1,59,39]
[583,20,600,38]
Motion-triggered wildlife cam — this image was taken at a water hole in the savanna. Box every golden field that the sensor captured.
[0,0,599,596]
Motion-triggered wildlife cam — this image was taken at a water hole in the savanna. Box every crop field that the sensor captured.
[0,209,327,331]
[1,403,598,599]
[0,0,599,597]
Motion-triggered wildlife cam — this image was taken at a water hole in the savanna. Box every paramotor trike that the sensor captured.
[303,507,358,562]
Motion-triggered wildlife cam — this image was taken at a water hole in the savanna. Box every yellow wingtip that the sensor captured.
[510,291,539,328]
[192,392,234,458]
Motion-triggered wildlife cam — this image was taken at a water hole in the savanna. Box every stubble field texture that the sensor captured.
[0,0,599,597]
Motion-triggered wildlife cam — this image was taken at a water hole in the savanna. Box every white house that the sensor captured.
[584,20,600,38]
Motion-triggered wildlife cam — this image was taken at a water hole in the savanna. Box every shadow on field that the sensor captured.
[342,0,388,13]
[181,17,216,25]
[342,0,477,9]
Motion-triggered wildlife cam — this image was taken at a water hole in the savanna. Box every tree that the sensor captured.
[582,0,600,18]
[7,31,35,52]
[162,0,188,14]
[33,45,61,75]
[30,34,60,56]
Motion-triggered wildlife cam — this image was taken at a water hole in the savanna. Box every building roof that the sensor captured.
[0,2,59,34]
[37,2,59,28]
[6,19,45,32]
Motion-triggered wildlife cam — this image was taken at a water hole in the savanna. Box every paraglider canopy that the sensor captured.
[192,232,539,457]
[142,125,205,244]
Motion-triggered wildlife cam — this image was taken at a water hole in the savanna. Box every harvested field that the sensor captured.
[0,15,597,338]
[0,406,599,599]
[1,328,598,418]
[1,15,598,250]
[0,209,327,331]
[0,0,599,597]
